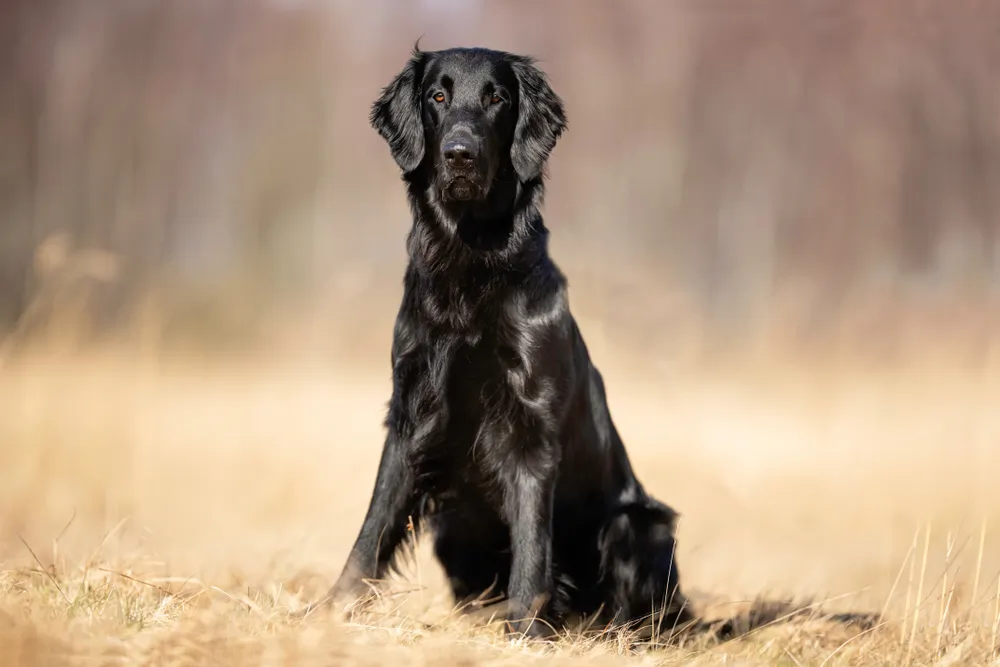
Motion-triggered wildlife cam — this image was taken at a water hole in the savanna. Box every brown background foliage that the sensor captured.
[3,0,999,367]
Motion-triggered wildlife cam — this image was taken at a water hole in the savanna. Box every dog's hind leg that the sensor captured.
[597,500,695,635]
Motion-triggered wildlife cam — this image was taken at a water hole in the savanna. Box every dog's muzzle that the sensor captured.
[443,175,483,201]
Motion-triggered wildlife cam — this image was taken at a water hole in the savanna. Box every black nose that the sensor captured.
[443,139,477,168]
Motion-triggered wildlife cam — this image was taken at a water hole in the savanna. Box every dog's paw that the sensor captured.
[504,598,557,641]
[289,587,363,622]
[504,615,553,640]
[289,601,325,622]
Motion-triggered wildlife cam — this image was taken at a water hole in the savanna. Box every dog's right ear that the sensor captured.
[370,49,427,173]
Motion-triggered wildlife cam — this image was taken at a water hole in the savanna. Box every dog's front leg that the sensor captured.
[504,465,556,638]
[322,427,416,608]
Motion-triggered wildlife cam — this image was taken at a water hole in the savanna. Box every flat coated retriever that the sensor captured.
[314,46,693,639]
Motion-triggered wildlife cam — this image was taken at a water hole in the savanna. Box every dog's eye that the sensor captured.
[432,92,446,103]
[490,93,503,105]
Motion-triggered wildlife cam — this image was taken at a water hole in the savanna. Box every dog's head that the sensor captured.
[370,46,567,205]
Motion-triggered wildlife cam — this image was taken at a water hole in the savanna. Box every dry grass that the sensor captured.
[3,241,1000,664]
[2,345,1000,666]
[5,4,1000,661]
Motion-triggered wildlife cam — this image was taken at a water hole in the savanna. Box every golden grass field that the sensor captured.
[4,2,1000,662]
[2,338,1000,666]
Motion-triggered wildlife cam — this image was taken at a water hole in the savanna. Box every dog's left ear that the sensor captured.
[509,56,567,182]
[370,49,427,173]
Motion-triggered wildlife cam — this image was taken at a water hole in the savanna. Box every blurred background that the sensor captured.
[4,0,1000,366]
[2,0,999,618]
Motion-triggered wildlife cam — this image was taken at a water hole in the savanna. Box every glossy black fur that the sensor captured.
[323,46,693,638]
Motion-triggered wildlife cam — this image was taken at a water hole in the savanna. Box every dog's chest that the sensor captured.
[421,328,531,444]
[445,332,522,422]
[396,330,523,496]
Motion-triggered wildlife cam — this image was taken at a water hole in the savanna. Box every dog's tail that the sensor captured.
[684,595,880,643]
[594,501,879,644]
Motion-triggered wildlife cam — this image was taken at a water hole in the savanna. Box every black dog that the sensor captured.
[319,46,693,638]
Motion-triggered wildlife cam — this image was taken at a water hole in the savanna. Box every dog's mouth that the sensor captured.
[442,175,485,202]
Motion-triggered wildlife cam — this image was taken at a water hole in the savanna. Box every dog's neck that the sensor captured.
[405,175,549,281]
